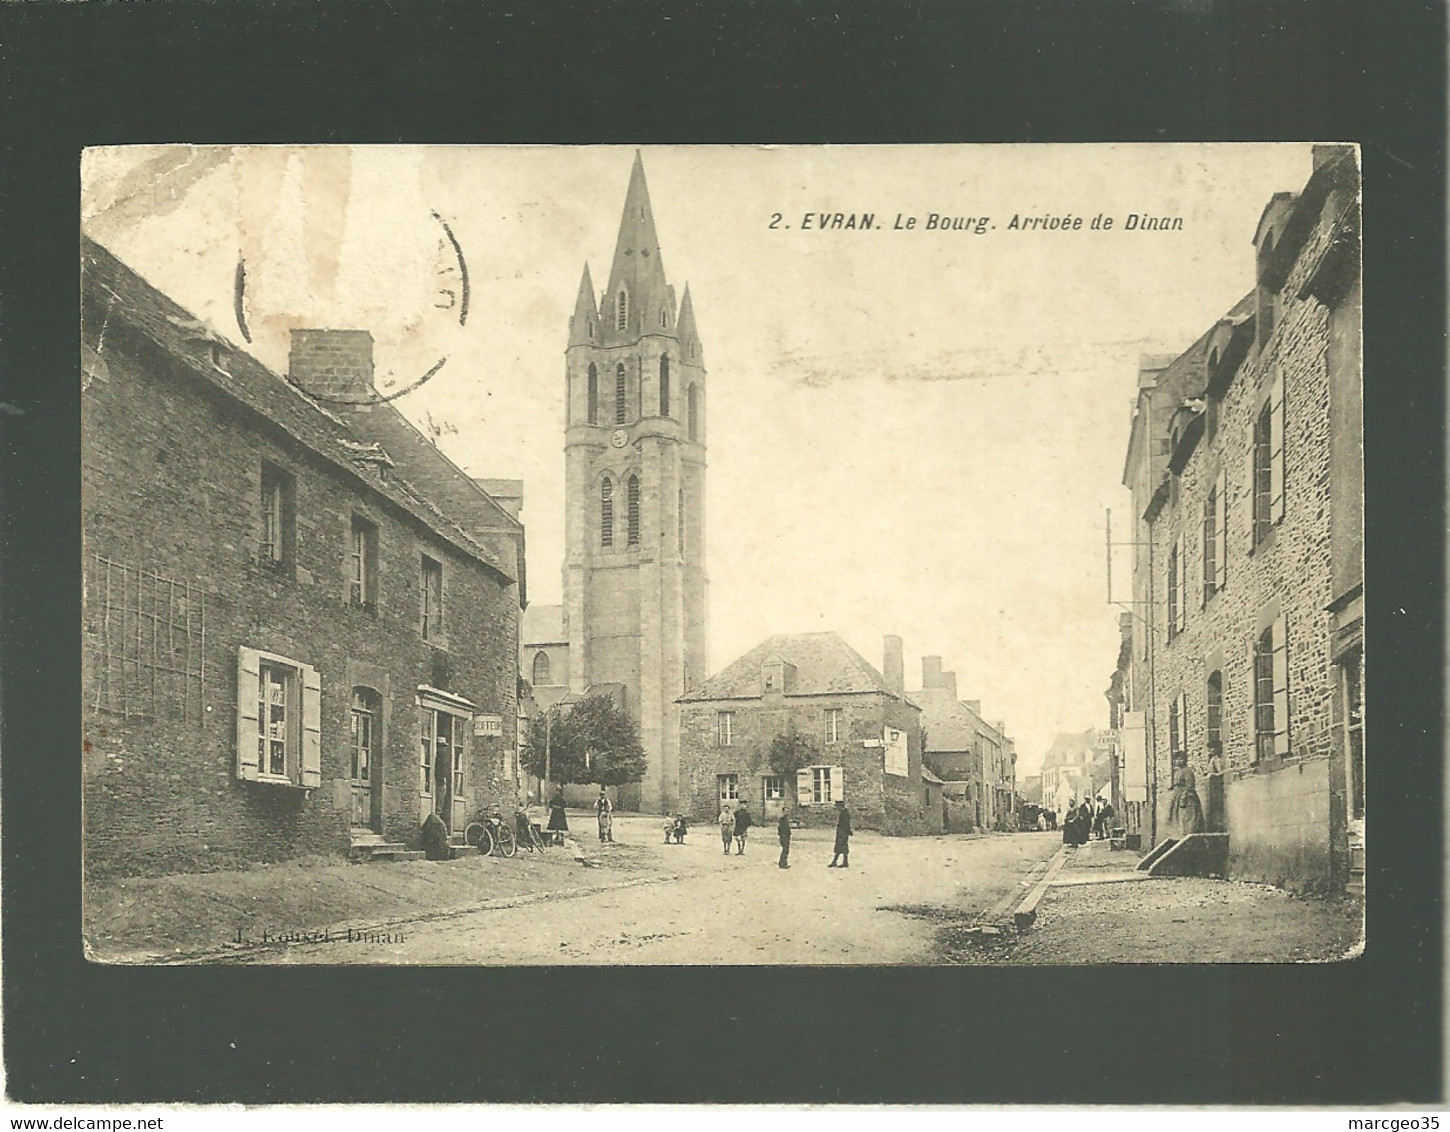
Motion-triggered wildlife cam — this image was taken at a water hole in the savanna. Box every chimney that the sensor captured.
[288,329,375,404]
[883,635,904,696]
[921,655,943,689]
[942,671,958,699]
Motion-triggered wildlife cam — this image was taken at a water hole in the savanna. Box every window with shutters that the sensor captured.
[1206,670,1223,753]
[615,363,627,424]
[587,363,599,425]
[824,708,843,744]
[259,462,296,573]
[716,711,734,747]
[1168,691,1188,759]
[350,514,378,610]
[1254,616,1290,762]
[1166,537,1183,642]
[659,355,670,417]
[626,474,640,546]
[235,646,321,788]
[1252,377,1285,548]
[420,555,444,642]
[601,477,614,547]
[532,651,552,686]
[804,765,841,804]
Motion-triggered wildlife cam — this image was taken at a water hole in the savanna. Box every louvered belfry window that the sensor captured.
[626,474,640,546]
[615,363,627,425]
[601,477,614,547]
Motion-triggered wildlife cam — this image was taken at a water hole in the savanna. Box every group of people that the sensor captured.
[1060,795,1116,847]
[544,786,616,844]
[544,788,856,870]
[718,797,853,870]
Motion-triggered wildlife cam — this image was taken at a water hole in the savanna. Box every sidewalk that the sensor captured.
[84,811,679,963]
[948,837,1364,964]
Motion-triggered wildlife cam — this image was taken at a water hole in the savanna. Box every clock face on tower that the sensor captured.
[611,429,629,449]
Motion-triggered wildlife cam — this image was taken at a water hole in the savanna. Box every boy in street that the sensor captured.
[777,806,792,869]
[718,803,735,855]
[734,798,753,854]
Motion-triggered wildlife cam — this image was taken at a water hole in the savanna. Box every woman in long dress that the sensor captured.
[547,789,569,833]
[1167,761,1205,838]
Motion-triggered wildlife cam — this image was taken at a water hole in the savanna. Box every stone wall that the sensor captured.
[83,318,519,879]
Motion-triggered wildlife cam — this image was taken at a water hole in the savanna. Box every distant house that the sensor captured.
[912,656,1017,831]
[676,633,929,833]
[82,238,523,879]
[1040,730,1115,814]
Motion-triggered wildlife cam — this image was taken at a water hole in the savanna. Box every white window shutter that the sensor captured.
[1271,615,1290,757]
[1244,433,1257,552]
[796,767,813,805]
[300,663,322,788]
[1216,470,1229,589]
[1269,370,1286,525]
[236,647,261,781]
[831,765,844,803]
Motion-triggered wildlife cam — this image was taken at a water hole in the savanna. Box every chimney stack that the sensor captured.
[883,635,904,696]
[942,671,958,699]
[921,655,944,689]
[288,329,375,404]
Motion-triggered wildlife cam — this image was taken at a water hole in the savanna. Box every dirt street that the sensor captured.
[240,818,1061,965]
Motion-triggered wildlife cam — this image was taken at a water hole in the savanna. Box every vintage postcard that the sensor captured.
[79,144,1363,965]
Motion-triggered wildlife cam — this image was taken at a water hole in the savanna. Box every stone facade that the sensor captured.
[677,634,930,834]
[1120,147,1361,892]
[550,153,708,813]
[82,238,522,879]
[913,657,1018,832]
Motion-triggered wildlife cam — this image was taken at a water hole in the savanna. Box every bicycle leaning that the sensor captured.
[464,807,549,857]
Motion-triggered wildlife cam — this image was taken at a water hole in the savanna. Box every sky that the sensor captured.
[81,142,1318,776]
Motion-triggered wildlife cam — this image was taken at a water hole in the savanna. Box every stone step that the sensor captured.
[349,840,420,863]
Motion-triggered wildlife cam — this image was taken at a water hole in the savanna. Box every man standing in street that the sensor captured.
[828,798,852,868]
[777,806,792,869]
[594,785,614,843]
[734,798,753,855]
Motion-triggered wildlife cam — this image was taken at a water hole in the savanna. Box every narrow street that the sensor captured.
[238,816,1061,965]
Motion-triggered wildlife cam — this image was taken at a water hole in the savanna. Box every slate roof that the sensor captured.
[523,603,566,645]
[82,236,514,584]
[679,632,900,703]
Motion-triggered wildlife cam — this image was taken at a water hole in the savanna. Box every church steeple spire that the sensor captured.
[568,263,599,347]
[602,151,672,344]
[676,283,703,365]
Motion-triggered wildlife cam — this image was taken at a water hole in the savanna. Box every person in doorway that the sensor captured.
[777,806,792,869]
[547,789,569,835]
[1205,741,1226,833]
[734,798,753,854]
[1167,755,1205,838]
[718,802,736,855]
[594,786,614,843]
[828,799,852,868]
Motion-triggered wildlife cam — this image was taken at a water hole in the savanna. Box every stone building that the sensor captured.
[1118,146,1361,892]
[82,237,523,879]
[523,153,708,812]
[1039,729,1115,816]
[676,633,930,834]
[911,656,1017,831]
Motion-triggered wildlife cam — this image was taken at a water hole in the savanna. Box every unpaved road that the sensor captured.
[247,819,1061,965]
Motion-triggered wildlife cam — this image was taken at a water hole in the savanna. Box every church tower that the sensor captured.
[562,153,708,812]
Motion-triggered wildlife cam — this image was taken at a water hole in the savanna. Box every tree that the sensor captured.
[767,726,821,778]
[524,694,647,786]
